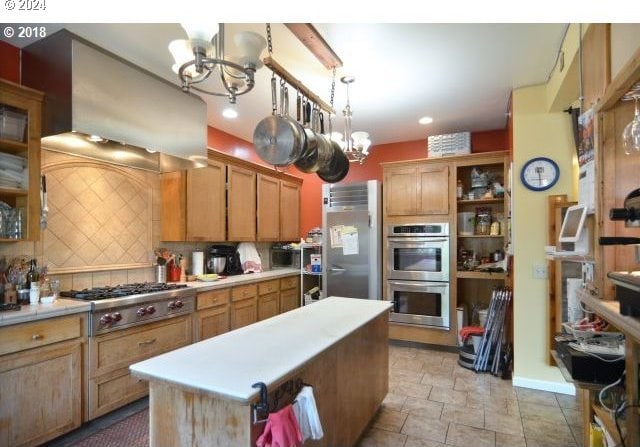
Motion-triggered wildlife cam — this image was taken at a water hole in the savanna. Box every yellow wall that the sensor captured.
[512,84,577,387]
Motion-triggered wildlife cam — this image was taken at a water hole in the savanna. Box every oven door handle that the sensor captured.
[387,237,449,244]
[389,280,449,291]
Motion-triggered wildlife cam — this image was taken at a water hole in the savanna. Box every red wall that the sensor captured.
[208,127,508,238]
[0,41,20,84]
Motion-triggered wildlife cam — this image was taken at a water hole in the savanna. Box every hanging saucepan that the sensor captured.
[314,112,335,171]
[317,115,350,183]
[253,79,305,167]
[294,99,320,173]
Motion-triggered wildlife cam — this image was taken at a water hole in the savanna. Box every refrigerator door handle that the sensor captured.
[328,266,346,272]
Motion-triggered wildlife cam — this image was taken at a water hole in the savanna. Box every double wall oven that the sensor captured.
[387,223,450,328]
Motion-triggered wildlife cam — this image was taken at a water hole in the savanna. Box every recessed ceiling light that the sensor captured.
[419,116,433,125]
[222,108,238,119]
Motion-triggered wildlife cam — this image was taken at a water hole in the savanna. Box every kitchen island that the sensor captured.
[130,297,391,447]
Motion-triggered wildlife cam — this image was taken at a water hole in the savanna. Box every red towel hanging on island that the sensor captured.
[256,404,303,447]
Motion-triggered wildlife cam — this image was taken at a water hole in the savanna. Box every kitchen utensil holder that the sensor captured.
[251,378,311,424]
[155,264,167,283]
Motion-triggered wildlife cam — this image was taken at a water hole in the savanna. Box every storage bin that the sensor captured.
[427,132,471,158]
[0,107,27,142]
[457,212,475,235]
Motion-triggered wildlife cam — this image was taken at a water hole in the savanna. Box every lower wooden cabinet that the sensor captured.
[280,276,300,313]
[194,289,231,342]
[258,292,279,320]
[88,315,192,419]
[0,315,85,447]
[230,297,258,329]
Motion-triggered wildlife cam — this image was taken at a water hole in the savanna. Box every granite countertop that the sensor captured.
[130,297,392,403]
[183,268,299,292]
[0,299,91,327]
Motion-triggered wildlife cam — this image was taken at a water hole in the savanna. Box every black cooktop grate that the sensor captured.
[60,282,188,300]
[0,303,21,312]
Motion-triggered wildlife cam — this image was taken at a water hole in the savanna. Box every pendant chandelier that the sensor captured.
[330,76,371,164]
[168,23,267,104]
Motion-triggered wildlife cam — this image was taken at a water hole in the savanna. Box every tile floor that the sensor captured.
[47,342,581,447]
[357,343,582,447]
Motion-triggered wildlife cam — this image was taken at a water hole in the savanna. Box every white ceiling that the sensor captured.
[5,23,568,146]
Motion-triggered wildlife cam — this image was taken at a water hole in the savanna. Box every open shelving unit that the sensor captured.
[299,243,323,306]
[0,79,43,242]
[454,152,510,328]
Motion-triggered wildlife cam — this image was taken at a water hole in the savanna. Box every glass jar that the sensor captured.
[475,207,492,235]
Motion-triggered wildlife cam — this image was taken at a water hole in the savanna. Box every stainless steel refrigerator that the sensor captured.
[322,180,381,300]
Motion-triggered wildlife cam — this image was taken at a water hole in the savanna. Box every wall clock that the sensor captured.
[520,157,560,191]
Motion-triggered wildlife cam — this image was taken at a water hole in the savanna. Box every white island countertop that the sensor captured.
[130,297,391,403]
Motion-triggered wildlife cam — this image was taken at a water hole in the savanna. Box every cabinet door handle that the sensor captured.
[138,338,157,347]
[31,334,43,341]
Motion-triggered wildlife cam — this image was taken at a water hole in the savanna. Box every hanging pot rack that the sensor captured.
[263,56,335,115]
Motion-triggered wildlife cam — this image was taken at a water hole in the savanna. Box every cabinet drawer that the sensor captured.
[88,367,149,420]
[231,283,258,302]
[258,292,279,321]
[258,279,280,295]
[90,315,191,378]
[197,288,231,310]
[230,297,257,330]
[0,315,83,356]
[280,276,299,291]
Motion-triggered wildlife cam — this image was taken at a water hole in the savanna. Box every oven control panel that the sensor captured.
[388,223,449,237]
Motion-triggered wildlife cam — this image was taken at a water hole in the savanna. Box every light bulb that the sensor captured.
[234,31,267,68]
[168,40,193,72]
[222,107,238,119]
[180,23,219,43]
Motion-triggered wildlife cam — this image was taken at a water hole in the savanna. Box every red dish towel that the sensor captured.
[256,404,303,447]
[459,326,484,342]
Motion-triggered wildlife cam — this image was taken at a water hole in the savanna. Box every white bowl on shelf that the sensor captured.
[40,295,56,305]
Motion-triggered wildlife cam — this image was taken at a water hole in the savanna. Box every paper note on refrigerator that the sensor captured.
[341,226,359,255]
[330,225,344,248]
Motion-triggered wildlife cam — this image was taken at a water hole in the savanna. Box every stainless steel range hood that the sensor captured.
[22,29,207,166]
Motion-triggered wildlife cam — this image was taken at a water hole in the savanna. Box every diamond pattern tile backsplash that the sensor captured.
[43,161,153,273]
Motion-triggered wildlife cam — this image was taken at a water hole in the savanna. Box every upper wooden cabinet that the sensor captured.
[0,79,43,242]
[384,162,450,216]
[257,173,280,241]
[280,180,301,241]
[160,162,225,241]
[227,164,257,241]
[160,150,302,243]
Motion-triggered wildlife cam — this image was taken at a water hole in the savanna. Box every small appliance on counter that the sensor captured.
[208,245,243,275]
[270,243,301,268]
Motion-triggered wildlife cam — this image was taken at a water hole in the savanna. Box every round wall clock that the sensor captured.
[520,157,560,191]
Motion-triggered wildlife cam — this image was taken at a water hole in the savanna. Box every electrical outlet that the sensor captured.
[533,264,548,279]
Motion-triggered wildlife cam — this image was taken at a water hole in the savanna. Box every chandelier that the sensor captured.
[168,23,267,104]
[330,76,371,164]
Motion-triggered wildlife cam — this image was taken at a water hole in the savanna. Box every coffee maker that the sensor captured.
[208,245,243,275]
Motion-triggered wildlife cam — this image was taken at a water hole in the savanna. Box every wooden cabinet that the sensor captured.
[194,289,230,342]
[160,162,226,241]
[0,315,85,447]
[257,174,280,241]
[383,163,449,216]
[228,164,257,241]
[279,180,301,241]
[0,79,43,242]
[231,283,258,329]
[454,152,510,339]
[382,151,509,347]
[258,279,280,320]
[280,276,300,313]
[88,315,191,419]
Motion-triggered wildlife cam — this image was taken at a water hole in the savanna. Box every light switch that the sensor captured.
[533,264,548,279]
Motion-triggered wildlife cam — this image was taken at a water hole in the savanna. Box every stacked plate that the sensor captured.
[0,152,27,189]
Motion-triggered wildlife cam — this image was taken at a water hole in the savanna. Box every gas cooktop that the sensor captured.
[60,282,189,301]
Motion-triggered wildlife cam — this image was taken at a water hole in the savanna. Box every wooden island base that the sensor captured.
[146,312,389,447]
